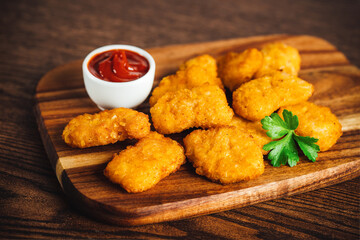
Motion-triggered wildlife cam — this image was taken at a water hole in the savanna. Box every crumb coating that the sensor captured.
[232,72,314,121]
[184,127,264,184]
[255,42,301,78]
[217,48,263,91]
[278,101,342,151]
[229,116,271,155]
[151,85,234,134]
[104,132,185,193]
[149,54,223,106]
[62,108,150,148]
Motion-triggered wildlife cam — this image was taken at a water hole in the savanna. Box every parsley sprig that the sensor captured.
[261,110,320,167]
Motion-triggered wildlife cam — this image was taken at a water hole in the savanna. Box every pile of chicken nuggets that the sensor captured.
[63,42,342,193]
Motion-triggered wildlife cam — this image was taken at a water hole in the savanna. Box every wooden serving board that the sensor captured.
[34,35,360,226]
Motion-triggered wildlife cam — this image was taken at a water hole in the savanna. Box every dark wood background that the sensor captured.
[1,0,359,239]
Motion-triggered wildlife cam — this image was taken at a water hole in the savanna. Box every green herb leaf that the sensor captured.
[293,135,320,162]
[282,109,299,130]
[261,112,289,139]
[261,109,320,167]
[263,132,299,167]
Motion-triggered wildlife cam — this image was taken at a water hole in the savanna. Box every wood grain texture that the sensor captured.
[2,0,360,238]
[34,35,360,226]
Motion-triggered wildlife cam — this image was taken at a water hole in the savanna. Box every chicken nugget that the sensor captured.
[104,132,185,193]
[62,108,150,148]
[229,116,271,155]
[151,85,234,134]
[149,54,223,106]
[184,127,264,184]
[232,72,314,121]
[278,102,342,151]
[255,42,301,78]
[178,53,218,78]
[217,48,263,91]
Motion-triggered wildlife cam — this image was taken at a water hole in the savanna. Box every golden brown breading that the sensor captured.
[184,127,264,184]
[217,48,263,91]
[62,108,150,148]
[229,116,271,155]
[255,42,301,78]
[278,102,342,151]
[104,132,185,193]
[232,72,314,121]
[151,85,234,134]
[149,54,223,106]
[178,53,218,77]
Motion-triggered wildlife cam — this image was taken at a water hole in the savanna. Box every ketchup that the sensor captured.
[88,49,149,82]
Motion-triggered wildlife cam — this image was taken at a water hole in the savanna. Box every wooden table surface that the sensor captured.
[1,0,359,239]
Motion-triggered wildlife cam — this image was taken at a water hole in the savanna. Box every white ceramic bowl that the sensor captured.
[82,44,155,110]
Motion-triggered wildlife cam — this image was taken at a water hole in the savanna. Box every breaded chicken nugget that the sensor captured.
[217,48,263,91]
[151,85,234,134]
[184,127,264,184]
[255,42,301,78]
[104,132,185,193]
[149,54,223,106]
[232,72,314,121]
[178,53,218,78]
[229,116,271,155]
[278,102,342,151]
[62,108,150,148]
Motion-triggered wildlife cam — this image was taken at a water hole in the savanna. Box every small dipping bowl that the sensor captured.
[82,44,155,110]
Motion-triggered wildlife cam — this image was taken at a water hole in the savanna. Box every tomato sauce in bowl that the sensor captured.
[88,49,149,82]
[82,45,155,109]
